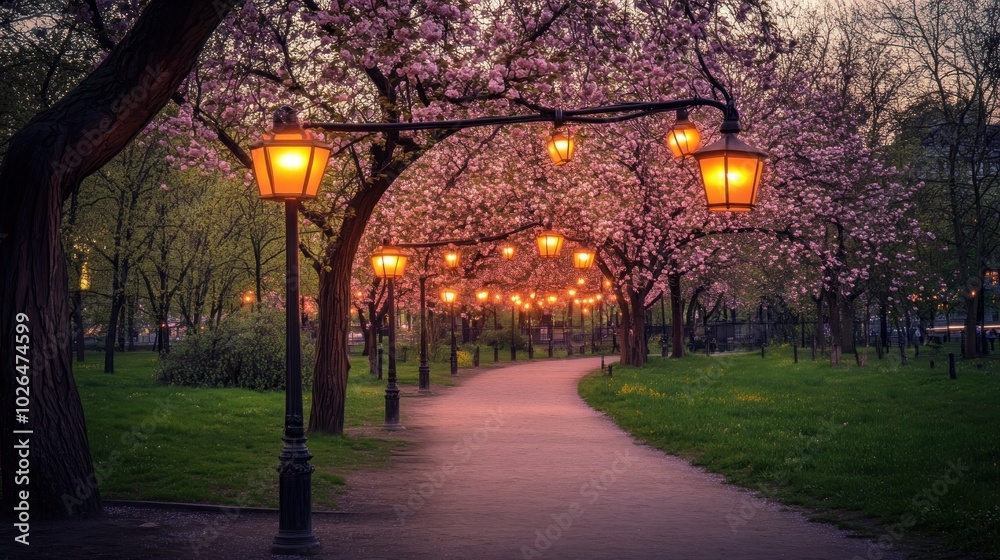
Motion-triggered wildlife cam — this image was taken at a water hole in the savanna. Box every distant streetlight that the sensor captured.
[370,244,408,430]
[249,107,329,556]
[441,288,459,376]
[444,250,460,269]
[501,244,516,260]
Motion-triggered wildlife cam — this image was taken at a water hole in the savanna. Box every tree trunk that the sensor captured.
[963,295,979,357]
[827,292,842,366]
[0,0,237,520]
[668,273,685,358]
[841,296,856,355]
[618,290,647,366]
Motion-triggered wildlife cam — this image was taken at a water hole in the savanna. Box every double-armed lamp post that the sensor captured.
[248,93,766,555]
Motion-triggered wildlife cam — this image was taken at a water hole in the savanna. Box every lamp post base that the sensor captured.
[272,532,321,556]
[418,364,431,395]
[384,385,403,429]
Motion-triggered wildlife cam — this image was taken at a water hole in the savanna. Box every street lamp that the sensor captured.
[444,250,460,269]
[510,294,520,361]
[371,244,408,430]
[665,108,701,159]
[441,287,459,376]
[536,230,564,258]
[693,132,767,212]
[501,244,516,260]
[524,302,534,359]
[567,288,577,356]
[249,107,328,556]
[573,248,595,270]
[547,128,575,165]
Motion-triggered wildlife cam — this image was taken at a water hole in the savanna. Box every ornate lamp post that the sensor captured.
[417,275,431,394]
[371,244,408,430]
[510,294,520,361]
[525,302,534,359]
[249,107,329,556]
[442,287,459,376]
[567,288,577,356]
[477,289,489,363]
[493,294,502,362]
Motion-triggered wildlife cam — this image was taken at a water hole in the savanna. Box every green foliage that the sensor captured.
[478,326,525,350]
[157,307,315,391]
[579,346,1000,557]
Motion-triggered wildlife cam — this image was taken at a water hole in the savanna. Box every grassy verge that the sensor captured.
[78,345,578,508]
[76,351,450,509]
[579,345,1000,557]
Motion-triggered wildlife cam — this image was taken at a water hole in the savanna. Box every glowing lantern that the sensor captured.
[501,245,515,260]
[547,128,575,165]
[665,109,701,159]
[250,107,332,200]
[693,133,767,212]
[477,290,490,302]
[535,230,564,258]
[441,288,458,305]
[444,251,460,268]
[573,248,595,270]
[371,245,408,279]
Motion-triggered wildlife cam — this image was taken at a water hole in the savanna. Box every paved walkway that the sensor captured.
[8,357,912,560]
[332,356,902,560]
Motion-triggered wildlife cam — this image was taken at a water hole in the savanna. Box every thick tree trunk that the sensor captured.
[0,0,237,520]
[827,292,842,366]
[668,273,685,358]
[618,291,647,366]
[841,297,856,355]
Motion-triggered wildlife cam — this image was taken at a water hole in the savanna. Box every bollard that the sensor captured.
[474,346,480,367]
[494,343,499,363]
[948,353,956,379]
[930,360,935,369]
[793,344,798,363]
[761,344,766,358]
[608,364,613,377]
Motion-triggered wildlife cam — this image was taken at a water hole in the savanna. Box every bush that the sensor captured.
[157,308,315,391]
[477,327,525,350]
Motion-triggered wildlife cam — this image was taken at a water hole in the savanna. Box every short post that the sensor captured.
[494,342,499,364]
[793,344,798,364]
[899,340,906,365]
[474,345,480,367]
[607,364,613,377]
[948,353,956,379]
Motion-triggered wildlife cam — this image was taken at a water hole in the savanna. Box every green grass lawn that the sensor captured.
[579,345,1000,557]
[76,344,577,509]
[76,350,466,509]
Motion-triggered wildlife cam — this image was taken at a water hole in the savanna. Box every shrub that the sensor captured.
[157,307,315,391]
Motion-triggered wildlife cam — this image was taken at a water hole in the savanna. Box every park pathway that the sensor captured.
[330,357,902,560]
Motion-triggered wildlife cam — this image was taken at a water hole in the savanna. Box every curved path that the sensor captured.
[334,357,903,560]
